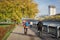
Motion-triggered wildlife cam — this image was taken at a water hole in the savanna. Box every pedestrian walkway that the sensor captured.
[7,25,41,40]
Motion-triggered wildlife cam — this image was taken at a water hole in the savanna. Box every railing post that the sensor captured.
[56,26,59,39]
[47,25,49,33]
[42,25,44,31]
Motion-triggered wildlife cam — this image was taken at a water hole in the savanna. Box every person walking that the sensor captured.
[37,21,43,37]
[30,21,33,28]
[22,20,26,28]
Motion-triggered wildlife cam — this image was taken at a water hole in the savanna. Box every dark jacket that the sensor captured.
[37,21,43,30]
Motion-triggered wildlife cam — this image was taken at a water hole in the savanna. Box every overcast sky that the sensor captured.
[34,0,60,17]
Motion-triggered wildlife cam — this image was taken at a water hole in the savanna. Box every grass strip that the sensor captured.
[2,25,16,40]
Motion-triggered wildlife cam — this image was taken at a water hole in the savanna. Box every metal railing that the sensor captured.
[43,25,60,39]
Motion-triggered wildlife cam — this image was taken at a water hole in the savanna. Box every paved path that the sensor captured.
[7,25,41,40]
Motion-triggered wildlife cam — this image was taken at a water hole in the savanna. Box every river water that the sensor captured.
[43,21,60,27]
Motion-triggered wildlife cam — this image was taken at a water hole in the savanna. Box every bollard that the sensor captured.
[56,26,59,39]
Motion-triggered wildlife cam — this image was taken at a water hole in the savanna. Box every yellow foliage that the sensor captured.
[0,0,38,22]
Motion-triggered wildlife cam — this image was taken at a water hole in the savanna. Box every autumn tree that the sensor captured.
[0,0,38,23]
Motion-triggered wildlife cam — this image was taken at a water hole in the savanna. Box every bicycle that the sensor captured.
[24,27,28,35]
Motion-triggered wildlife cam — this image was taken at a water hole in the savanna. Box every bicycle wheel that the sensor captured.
[24,28,27,35]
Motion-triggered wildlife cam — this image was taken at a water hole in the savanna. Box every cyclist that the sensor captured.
[37,21,43,37]
[24,20,29,35]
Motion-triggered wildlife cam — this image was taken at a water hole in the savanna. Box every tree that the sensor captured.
[0,0,38,23]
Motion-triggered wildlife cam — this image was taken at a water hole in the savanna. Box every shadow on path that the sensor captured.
[11,32,38,40]
[11,32,37,37]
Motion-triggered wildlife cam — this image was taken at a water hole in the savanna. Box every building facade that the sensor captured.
[49,5,56,15]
